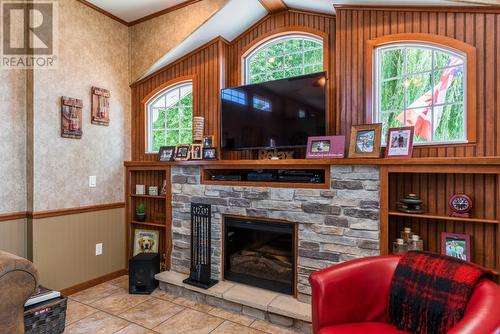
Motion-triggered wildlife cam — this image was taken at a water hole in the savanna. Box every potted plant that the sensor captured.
[135,203,146,222]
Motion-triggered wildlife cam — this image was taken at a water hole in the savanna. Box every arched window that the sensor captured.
[374,43,466,144]
[147,81,193,152]
[244,34,324,84]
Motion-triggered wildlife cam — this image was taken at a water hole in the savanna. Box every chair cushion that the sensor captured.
[319,322,408,334]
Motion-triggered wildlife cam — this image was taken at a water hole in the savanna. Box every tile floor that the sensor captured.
[64,276,304,334]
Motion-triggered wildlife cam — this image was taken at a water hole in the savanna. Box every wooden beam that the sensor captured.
[258,0,288,13]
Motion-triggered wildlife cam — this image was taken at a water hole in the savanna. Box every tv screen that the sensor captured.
[221,72,326,150]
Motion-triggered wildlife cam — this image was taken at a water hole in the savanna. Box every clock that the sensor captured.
[449,194,473,218]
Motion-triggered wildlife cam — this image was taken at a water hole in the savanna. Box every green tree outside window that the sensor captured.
[246,35,324,84]
[376,45,466,144]
[148,82,193,152]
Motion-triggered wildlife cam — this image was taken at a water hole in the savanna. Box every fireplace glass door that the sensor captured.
[224,217,295,295]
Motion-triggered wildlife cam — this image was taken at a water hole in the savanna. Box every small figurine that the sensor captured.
[397,193,424,214]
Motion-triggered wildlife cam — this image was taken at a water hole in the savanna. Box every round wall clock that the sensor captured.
[449,194,473,218]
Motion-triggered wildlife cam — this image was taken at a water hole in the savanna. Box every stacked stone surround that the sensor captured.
[170,165,381,303]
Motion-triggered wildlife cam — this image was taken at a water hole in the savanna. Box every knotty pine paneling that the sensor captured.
[336,8,500,158]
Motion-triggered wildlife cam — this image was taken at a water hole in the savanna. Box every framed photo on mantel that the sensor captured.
[348,124,382,158]
[306,136,345,159]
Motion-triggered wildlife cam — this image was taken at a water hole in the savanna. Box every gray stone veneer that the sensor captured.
[170,165,380,302]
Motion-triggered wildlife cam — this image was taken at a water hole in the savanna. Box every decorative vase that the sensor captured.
[193,117,205,142]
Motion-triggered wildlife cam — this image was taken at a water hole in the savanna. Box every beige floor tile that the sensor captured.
[250,320,300,334]
[151,289,177,302]
[65,299,98,325]
[208,307,255,326]
[172,295,213,313]
[153,308,223,334]
[108,275,129,290]
[92,289,151,315]
[69,282,121,305]
[114,323,158,334]
[64,311,129,334]
[211,321,265,334]
[119,298,185,329]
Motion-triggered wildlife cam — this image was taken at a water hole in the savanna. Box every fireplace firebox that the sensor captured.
[223,216,296,295]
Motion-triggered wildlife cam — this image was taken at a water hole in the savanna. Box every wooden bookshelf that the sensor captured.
[125,164,172,271]
[380,164,500,281]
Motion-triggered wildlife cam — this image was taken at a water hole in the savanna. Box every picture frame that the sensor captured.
[441,232,471,262]
[306,136,345,159]
[203,135,215,148]
[133,229,159,256]
[348,124,382,158]
[91,86,110,126]
[385,126,414,158]
[175,144,191,161]
[61,96,83,139]
[191,144,203,160]
[158,146,175,162]
[203,147,217,160]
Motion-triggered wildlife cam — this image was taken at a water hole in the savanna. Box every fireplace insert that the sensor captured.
[223,216,295,295]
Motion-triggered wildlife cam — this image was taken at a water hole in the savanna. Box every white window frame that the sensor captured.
[373,43,468,146]
[243,33,324,84]
[146,81,193,153]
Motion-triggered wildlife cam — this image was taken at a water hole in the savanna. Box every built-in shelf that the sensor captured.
[131,220,166,228]
[131,194,166,199]
[388,211,500,224]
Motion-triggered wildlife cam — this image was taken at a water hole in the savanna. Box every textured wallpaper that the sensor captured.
[129,0,228,82]
[0,71,26,213]
[32,0,130,211]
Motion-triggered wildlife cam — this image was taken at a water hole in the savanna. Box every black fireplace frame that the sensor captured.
[222,214,298,296]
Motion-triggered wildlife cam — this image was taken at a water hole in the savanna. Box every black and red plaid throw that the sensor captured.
[388,251,494,334]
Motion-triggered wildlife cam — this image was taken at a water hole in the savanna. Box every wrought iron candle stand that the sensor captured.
[183,203,218,289]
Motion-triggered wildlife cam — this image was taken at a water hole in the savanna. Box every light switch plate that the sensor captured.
[95,243,103,256]
[89,176,97,188]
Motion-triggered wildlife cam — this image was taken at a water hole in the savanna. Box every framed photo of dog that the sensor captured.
[133,229,159,256]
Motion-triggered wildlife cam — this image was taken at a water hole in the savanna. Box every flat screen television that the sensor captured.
[221,72,326,150]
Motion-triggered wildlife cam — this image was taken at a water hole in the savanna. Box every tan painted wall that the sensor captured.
[0,71,26,213]
[31,208,125,291]
[128,0,228,82]
[0,219,27,257]
[32,0,131,211]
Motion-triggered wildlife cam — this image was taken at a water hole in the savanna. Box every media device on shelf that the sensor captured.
[221,72,327,150]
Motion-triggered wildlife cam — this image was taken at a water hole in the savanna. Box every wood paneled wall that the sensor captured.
[336,7,500,158]
[131,38,225,161]
[130,10,335,161]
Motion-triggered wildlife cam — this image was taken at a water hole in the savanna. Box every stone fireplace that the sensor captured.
[223,215,296,295]
[170,165,381,302]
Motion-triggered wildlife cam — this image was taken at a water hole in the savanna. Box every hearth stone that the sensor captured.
[170,165,380,299]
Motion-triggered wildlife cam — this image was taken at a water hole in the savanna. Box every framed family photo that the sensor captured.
[175,145,191,161]
[191,144,203,160]
[441,232,471,262]
[348,124,382,158]
[158,146,175,161]
[306,136,345,159]
[385,126,414,158]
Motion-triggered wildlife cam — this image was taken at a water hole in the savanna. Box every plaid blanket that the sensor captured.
[388,251,494,334]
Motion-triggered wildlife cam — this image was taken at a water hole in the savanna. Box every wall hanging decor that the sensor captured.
[91,87,110,125]
[61,96,83,139]
[193,116,205,142]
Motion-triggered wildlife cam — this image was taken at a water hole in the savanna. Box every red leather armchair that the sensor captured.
[309,255,500,334]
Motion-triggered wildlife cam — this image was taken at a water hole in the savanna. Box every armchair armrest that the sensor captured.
[309,255,399,333]
[448,279,500,334]
[0,251,38,334]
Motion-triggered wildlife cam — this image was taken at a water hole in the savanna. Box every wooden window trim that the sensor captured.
[239,27,329,85]
[142,75,197,154]
[365,33,477,144]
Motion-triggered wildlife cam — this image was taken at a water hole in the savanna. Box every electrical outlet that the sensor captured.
[95,243,103,256]
[89,176,97,188]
